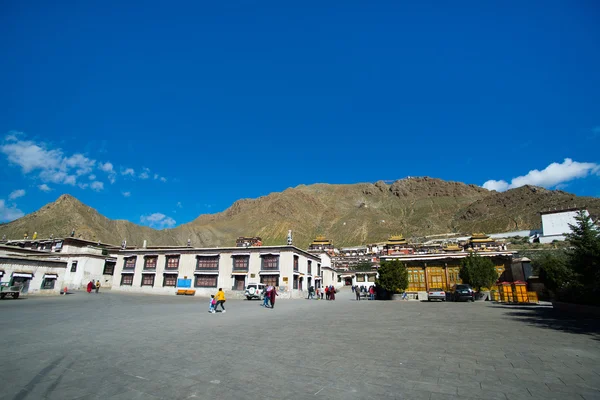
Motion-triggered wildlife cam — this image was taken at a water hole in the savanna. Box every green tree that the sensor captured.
[566,211,600,285]
[350,261,374,271]
[459,253,498,291]
[375,260,408,296]
[532,252,571,293]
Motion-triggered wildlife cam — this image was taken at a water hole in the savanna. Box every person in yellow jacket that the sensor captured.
[95,280,101,294]
[214,288,226,313]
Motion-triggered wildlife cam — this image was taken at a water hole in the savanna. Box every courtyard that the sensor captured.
[1,290,599,400]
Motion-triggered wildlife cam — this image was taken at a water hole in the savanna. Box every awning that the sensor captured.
[124,255,137,259]
[231,272,248,275]
[105,258,117,262]
[231,253,251,256]
[314,277,322,280]
[44,274,58,279]
[144,254,159,257]
[121,271,135,274]
[141,271,156,275]
[13,273,33,278]
[260,253,280,256]
[196,254,219,257]
[258,271,280,275]
[163,271,179,275]
[164,254,181,257]
[194,271,219,275]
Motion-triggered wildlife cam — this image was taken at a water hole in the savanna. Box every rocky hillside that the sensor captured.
[1,178,598,248]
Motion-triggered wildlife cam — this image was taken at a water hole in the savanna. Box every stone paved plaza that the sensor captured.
[1,290,599,400]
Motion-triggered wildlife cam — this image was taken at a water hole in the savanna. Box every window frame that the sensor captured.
[261,255,279,271]
[232,255,249,272]
[123,256,137,270]
[120,274,134,286]
[103,261,115,275]
[194,274,218,288]
[165,256,180,270]
[141,273,155,287]
[196,256,219,271]
[41,278,56,289]
[70,261,77,273]
[163,274,177,287]
[143,256,158,270]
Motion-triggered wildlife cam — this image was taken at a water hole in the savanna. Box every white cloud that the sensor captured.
[88,174,96,180]
[160,177,167,182]
[139,168,150,179]
[177,202,182,208]
[8,189,26,200]
[154,174,159,180]
[63,153,95,176]
[99,162,114,172]
[38,184,52,192]
[0,199,24,222]
[140,213,176,229]
[483,158,600,192]
[78,183,89,189]
[90,181,104,191]
[122,191,131,197]
[122,168,135,176]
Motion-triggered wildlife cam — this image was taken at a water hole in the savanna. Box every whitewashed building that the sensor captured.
[111,245,322,298]
[0,249,67,295]
[539,208,589,244]
[0,238,119,292]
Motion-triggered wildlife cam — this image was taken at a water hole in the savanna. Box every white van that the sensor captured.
[244,283,265,300]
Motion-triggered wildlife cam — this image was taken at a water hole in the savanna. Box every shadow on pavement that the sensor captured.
[503,307,600,341]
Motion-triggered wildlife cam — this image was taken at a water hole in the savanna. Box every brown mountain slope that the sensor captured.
[0,194,179,246]
[452,185,600,233]
[1,178,597,248]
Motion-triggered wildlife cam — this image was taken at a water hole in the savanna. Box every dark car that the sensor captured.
[452,284,475,302]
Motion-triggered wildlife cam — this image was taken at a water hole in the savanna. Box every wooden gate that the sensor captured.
[407,268,426,291]
[426,266,447,290]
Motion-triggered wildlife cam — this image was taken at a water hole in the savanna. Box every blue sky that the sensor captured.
[1,0,599,227]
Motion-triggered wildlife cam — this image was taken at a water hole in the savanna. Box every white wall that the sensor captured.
[0,260,66,295]
[542,210,587,236]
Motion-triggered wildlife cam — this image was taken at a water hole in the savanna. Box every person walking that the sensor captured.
[86,281,93,293]
[355,286,361,301]
[307,286,314,300]
[209,295,216,313]
[352,285,355,293]
[325,286,330,300]
[316,287,320,300]
[330,286,336,301]
[95,280,101,294]
[263,286,272,307]
[269,286,279,309]
[214,288,226,313]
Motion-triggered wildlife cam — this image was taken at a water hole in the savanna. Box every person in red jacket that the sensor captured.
[269,286,279,309]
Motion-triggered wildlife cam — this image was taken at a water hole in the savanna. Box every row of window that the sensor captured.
[120,273,218,288]
[116,255,316,273]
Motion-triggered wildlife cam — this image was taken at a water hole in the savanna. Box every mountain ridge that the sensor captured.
[1,178,599,248]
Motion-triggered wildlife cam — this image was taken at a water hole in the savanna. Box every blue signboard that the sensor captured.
[177,279,192,288]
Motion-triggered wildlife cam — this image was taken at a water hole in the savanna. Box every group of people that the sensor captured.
[261,285,279,308]
[318,285,336,300]
[86,280,101,294]
[353,285,376,300]
[208,288,227,313]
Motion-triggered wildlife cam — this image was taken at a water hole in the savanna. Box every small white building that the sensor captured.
[0,253,67,295]
[539,208,588,244]
[0,238,120,291]
[111,245,322,298]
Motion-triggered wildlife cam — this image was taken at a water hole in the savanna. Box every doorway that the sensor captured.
[233,275,245,290]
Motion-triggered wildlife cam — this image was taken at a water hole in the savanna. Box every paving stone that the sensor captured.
[1,291,599,400]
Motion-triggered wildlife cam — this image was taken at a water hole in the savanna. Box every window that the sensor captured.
[141,274,155,286]
[307,260,312,275]
[233,256,249,271]
[260,274,279,287]
[356,274,365,282]
[41,278,55,289]
[70,261,77,272]
[144,257,157,270]
[124,257,136,269]
[293,275,298,289]
[196,256,219,271]
[103,261,115,275]
[368,275,376,282]
[194,274,217,288]
[318,264,321,276]
[121,274,134,286]
[262,255,279,270]
[163,274,177,287]
[166,256,180,269]
[293,256,299,272]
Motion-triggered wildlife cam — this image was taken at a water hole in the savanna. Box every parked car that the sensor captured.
[244,283,265,300]
[427,288,446,302]
[452,284,475,302]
